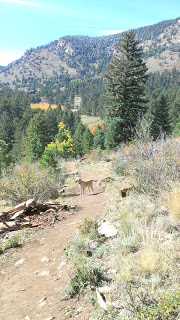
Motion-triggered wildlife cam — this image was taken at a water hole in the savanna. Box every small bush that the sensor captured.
[113,158,129,176]
[0,234,22,253]
[64,235,93,262]
[113,138,180,196]
[65,220,106,264]
[137,289,180,320]
[0,162,61,203]
[91,307,120,320]
[79,218,103,241]
[65,263,110,298]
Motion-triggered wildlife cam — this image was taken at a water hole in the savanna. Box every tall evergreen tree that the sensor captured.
[45,108,59,142]
[22,112,48,160]
[0,140,11,173]
[105,30,148,144]
[82,127,93,154]
[104,118,123,150]
[73,122,86,156]
[93,126,105,150]
[151,95,171,139]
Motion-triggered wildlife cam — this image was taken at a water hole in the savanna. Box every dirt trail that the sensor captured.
[0,163,109,320]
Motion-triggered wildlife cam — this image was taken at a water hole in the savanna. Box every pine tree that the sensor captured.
[93,126,105,150]
[0,140,11,173]
[82,127,93,154]
[105,30,148,144]
[104,118,123,150]
[45,108,59,142]
[73,122,86,156]
[151,95,171,139]
[22,112,48,160]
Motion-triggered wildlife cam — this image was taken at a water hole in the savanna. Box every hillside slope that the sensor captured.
[0,17,179,90]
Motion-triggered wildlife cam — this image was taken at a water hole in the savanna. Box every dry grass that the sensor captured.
[166,184,180,221]
[63,138,180,319]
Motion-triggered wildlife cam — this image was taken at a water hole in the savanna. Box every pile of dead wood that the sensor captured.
[0,199,75,234]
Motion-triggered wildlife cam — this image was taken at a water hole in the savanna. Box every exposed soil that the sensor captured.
[0,162,109,320]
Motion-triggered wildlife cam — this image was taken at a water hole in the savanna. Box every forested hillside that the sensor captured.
[0,16,179,95]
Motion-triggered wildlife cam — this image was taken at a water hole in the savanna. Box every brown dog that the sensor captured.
[75,177,97,196]
[98,176,113,188]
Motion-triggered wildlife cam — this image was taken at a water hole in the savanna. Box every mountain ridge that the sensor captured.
[0,16,179,92]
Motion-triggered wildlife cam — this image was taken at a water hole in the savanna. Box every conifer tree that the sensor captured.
[82,127,93,154]
[0,140,11,173]
[105,30,148,144]
[104,118,123,150]
[22,112,48,160]
[93,126,105,150]
[151,95,171,139]
[73,122,86,156]
[45,108,58,142]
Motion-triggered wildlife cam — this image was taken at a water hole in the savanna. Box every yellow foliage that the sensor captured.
[58,122,65,129]
[98,120,106,132]
[91,124,97,135]
[30,102,57,111]
[91,121,106,135]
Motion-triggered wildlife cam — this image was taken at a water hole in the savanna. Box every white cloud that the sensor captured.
[0,0,42,7]
[0,49,24,66]
[98,29,126,35]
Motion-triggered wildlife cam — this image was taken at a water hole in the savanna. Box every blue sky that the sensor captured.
[0,0,179,65]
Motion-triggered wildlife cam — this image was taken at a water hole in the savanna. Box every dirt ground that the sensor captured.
[0,163,109,320]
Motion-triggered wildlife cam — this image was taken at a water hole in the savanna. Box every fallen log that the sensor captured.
[0,199,76,233]
[0,221,35,234]
[9,210,25,221]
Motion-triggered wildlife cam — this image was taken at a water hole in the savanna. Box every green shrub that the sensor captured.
[0,162,61,203]
[64,235,93,261]
[0,234,22,253]
[91,307,120,320]
[172,121,180,138]
[112,158,129,176]
[79,218,102,240]
[137,289,180,320]
[65,263,110,298]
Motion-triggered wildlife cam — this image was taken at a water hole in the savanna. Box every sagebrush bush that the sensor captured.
[0,162,61,203]
[91,307,120,320]
[113,137,180,196]
[79,218,104,241]
[65,234,93,263]
[65,263,110,298]
[65,219,106,265]
[137,289,180,320]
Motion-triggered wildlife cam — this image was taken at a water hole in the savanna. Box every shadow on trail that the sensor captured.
[62,193,79,198]
[63,189,106,198]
